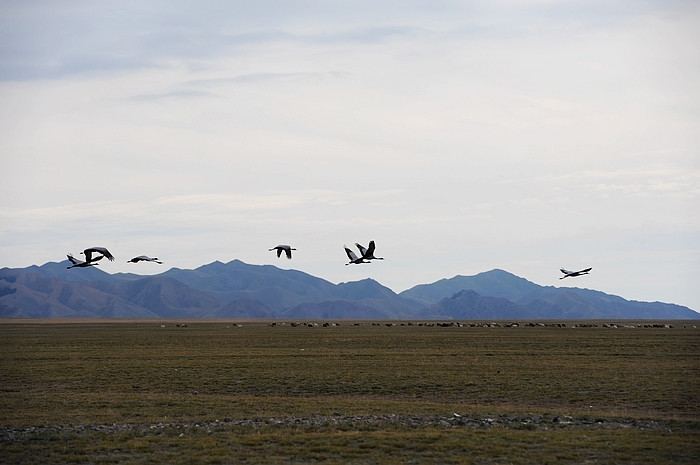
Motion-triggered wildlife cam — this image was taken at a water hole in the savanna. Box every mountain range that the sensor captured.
[0,260,697,319]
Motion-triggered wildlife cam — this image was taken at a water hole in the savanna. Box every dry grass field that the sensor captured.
[1,319,698,464]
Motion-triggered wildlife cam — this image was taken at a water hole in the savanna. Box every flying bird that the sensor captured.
[66,253,103,269]
[559,267,592,279]
[128,255,162,264]
[344,245,369,265]
[269,245,296,259]
[82,247,115,263]
[355,240,384,261]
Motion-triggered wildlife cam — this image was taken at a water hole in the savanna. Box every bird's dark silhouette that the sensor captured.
[82,247,115,263]
[66,253,103,269]
[356,240,384,261]
[269,245,296,259]
[559,267,592,279]
[128,255,162,264]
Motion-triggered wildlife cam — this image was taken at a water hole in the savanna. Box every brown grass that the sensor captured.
[1,320,699,463]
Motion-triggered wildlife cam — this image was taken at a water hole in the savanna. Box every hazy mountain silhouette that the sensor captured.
[91,276,222,318]
[285,300,391,319]
[335,279,423,317]
[420,290,534,320]
[204,297,276,319]
[406,270,697,320]
[161,260,339,310]
[400,269,541,304]
[1,261,697,319]
[0,269,157,318]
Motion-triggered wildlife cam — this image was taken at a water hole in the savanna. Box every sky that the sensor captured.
[1,0,699,311]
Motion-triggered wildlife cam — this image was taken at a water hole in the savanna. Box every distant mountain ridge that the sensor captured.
[0,261,697,319]
[402,269,696,319]
[402,269,541,305]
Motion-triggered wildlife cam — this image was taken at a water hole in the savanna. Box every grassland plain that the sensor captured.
[1,319,698,464]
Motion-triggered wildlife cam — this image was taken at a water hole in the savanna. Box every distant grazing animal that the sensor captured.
[82,247,115,263]
[344,245,369,265]
[559,267,592,279]
[66,253,103,269]
[128,255,162,264]
[269,245,296,259]
[355,240,384,261]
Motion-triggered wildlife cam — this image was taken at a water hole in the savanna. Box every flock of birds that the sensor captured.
[66,247,161,269]
[268,241,384,265]
[65,241,384,269]
[269,241,385,266]
[66,242,591,280]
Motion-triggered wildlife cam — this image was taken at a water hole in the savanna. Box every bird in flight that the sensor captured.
[269,245,296,259]
[128,255,163,264]
[344,245,370,265]
[355,240,384,261]
[66,253,103,269]
[82,247,115,263]
[559,267,592,279]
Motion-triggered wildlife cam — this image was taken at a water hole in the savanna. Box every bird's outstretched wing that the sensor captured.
[345,246,369,264]
[355,243,368,257]
[345,246,359,261]
[560,267,591,279]
[84,247,114,262]
[67,254,79,265]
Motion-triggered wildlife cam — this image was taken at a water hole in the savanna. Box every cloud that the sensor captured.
[188,71,348,87]
[128,89,216,101]
[541,166,700,200]
[0,0,431,82]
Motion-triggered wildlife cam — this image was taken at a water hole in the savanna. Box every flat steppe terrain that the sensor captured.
[1,319,698,464]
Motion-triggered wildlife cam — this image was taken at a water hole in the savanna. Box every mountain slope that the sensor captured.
[0,269,159,318]
[92,276,223,318]
[420,290,533,320]
[204,298,276,319]
[335,279,424,317]
[284,300,391,319]
[400,269,541,305]
[161,260,340,310]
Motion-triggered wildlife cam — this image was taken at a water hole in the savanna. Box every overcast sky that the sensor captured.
[1,0,698,311]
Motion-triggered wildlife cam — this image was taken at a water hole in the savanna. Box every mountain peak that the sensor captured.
[194,260,229,274]
[401,268,540,304]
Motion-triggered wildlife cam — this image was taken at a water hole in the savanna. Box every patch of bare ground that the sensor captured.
[1,413,692,441]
